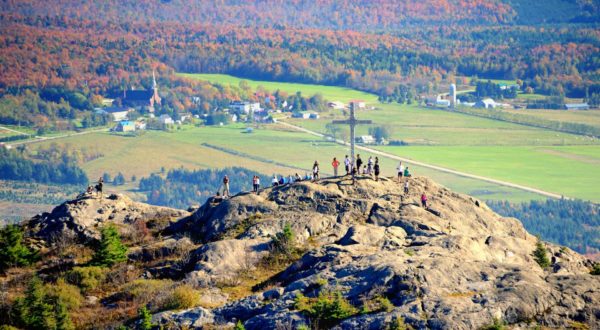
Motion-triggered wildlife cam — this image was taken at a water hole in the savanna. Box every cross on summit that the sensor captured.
[331,101,372,178]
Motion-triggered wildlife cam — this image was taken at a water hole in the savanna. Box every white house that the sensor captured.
[474,98,497,109]
[230,101,261,114]
[158,114,174,125]
[356,135,376,144]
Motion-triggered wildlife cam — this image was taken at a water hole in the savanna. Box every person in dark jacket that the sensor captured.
[373,157,380,181]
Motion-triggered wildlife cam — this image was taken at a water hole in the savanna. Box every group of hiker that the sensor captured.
[86,155,430,210]
[333,154,384,181]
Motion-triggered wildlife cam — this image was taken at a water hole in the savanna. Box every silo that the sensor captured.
[450,83,457,109]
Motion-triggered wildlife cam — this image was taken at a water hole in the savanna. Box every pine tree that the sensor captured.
[18,276,56,329]
[533,237,551,268]
[55,299,75,330]
[138,306,153,330]
[0,225,38,272]
[234,320,246,330]
[92,225,127,267]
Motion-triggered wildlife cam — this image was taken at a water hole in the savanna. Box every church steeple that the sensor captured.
[152,70,157,91]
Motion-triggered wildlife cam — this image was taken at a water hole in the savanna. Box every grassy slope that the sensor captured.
[179,73,379,104]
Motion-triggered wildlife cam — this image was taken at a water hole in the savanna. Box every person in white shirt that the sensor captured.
[344,155,351,175]
[397,161,405,181]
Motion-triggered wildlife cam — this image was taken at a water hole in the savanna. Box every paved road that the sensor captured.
[278,121,566,200]
[7,127,109,146]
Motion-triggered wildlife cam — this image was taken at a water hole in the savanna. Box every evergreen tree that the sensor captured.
[138,306,153,330]
[234,320,246,330]
[113,172,126,186]
[55,300,75,330]
[0,225,38,272]
[270,222,294,256]
[92,225,127,267]
[533,237,551,268]
[17,276,56,329]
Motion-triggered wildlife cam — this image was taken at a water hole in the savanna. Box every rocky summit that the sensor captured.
[23,176,600,329]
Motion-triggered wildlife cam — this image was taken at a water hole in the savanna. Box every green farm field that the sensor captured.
[290,104,600,146]
[378,145,600,201]
[285,103,600,201]
[29,124,543,202]
[501,109,600,129]
[179,73,378,104]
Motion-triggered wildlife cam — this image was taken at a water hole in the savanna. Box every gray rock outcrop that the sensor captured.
[164,175,599,329]
[25,193,189,244]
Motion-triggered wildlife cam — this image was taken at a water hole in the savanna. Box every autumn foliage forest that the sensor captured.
[0,0,598,130]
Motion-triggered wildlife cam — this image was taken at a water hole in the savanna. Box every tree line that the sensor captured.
[138,167,269,209]
[488,198,600,255]
[0,148,88,185]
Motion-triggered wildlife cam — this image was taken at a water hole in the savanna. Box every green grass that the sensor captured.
[29,124,544,202]
[290,104,600,146]
[516,93,546,101]
[178,73,378,104]
[502,109,600,129]
[378,145,600,202]
[285,103,600,201]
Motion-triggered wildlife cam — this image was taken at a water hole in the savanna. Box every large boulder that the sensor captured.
[25,193,188,244]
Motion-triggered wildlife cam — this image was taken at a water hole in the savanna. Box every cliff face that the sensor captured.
[23,176,600,329]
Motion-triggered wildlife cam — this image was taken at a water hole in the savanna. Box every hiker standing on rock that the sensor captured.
[397,161,404,181]
[344,155,351,175]
[367,156,373,175]
[95,177,104,198]
[356,155,363,175]
[313,161,320,181]
[404,180,409,194]
[272,175,279,187]
[252,175,260,193]
[373,157,380,181]
[332,157,340,177]
[222,175,230,198]
[421,193,428,209]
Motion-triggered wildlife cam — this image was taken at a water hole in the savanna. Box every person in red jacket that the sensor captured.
[332,157,340,177]
[421,193,428,208]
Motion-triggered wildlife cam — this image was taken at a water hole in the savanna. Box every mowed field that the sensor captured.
[287,103,600,201]
[29,124,543,202]
[501,109,600,129]
[179,73,378,104]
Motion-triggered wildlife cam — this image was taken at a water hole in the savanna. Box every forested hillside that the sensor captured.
[488,199,600,255]
[0,1,598,132]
